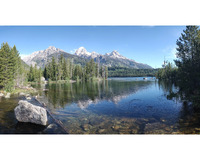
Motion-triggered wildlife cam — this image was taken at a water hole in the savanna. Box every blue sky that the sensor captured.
[0,26,186,68]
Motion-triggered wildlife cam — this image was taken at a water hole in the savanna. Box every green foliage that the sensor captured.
[105,66,108,79]
[109,67,158,77]
[155,62,178,81]
[0,42,25,91]
[27,64,42,83]
[157,25,200,105]
[4,80,14,92]
[44,55,104,82]
[175,26,200,90]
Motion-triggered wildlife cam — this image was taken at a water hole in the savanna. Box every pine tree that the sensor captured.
[43,66,48,80]
[50,57,57,81]
[175,26,200,89]
[105,66,108,79]
[66,59,71,80]
[0,43,13,87]
[58,54,64,80]
[28,65,34,82]
[62,59,66,80]
[96,63,99,78]
[100,66,103,78]
[70,59,74,79]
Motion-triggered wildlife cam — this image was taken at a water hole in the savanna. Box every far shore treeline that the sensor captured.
[42,55,108,82]
[108,67,158,77]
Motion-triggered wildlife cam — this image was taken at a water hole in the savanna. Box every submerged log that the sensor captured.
[33,96,69,133]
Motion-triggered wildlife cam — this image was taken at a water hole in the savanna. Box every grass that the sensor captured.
[0,87,37,95]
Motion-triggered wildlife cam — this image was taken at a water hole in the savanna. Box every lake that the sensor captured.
[0,77,200,134]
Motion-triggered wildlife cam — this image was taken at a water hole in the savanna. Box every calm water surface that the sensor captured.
[1,77,200,134]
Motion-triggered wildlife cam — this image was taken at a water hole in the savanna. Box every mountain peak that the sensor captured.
[75,47,88,55]
[74,47,100,59]
[23,46,152,69]
[45,46,63,52]
[105,50,127,60]
[47,46,56,50]
[110,50,120,55]
[78,46,86,50]
[75,47,91,56]
[22,46,64,66]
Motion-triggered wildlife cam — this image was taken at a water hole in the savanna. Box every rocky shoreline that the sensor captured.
[0,86,37,99]
[15,95,68,134]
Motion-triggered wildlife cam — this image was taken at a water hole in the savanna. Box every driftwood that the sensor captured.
[33,96,69,134]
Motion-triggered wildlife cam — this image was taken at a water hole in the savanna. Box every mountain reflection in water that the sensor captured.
[39,79,153,109]
[34,77,193,134]
[1,77,200,134]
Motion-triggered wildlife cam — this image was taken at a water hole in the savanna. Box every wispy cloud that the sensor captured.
[162,45,177,61]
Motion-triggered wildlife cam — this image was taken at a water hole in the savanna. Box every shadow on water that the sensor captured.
[159,80,200,134]
[14,122,46,134]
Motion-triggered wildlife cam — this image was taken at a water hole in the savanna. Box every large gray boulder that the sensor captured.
[14,100,48,126]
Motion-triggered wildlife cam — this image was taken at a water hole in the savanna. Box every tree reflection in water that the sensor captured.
[38,80,152,110]
[159,80,200,134]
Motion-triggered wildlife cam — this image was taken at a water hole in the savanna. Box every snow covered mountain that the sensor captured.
[22,46,152,69]
[74,47,99,59]
[23,46,64,66]
[73,47,151,69]
[22,46,88,68]
[105,50,128,60]
[74,47,128,60]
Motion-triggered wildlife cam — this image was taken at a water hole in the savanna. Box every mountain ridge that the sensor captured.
[22,46,152,69]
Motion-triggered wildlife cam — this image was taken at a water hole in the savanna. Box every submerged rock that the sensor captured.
[43,123,66,134]
[25,94,32,100]
[112,125,120,130]
[98,129,105,134]
[26,96,32,100]
[81,124,92,131]
[14,100,48,126]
